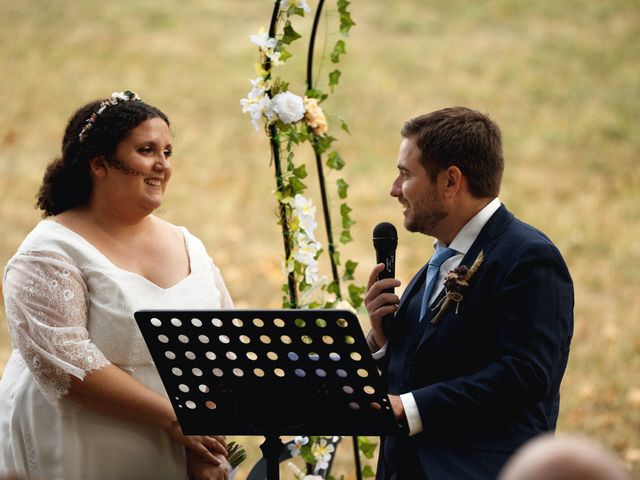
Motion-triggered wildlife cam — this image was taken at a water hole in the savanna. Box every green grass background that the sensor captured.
[1,0,639,477]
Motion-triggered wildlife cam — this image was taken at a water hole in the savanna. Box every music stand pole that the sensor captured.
[260,435,285,480]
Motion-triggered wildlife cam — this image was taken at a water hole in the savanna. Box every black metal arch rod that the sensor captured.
[307,3,362,480]
[268,0,298,308]
[306,0,342,300]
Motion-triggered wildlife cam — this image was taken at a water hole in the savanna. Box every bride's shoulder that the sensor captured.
[12,215,83,261]
[150,215,185,239]
[151,217,209,256]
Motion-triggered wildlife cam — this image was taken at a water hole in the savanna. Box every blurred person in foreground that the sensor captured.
[498,433,632,480]
[0,92,232,480]
[365,106,574,479]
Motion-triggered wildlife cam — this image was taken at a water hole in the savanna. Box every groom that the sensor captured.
[365,107,574,479]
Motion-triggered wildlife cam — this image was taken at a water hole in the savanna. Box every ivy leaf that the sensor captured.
[362,466,376,478]
[337,116,351,134]
[293,164,308,179]
[301,450,316,465]
[338,0,356,35]
[314,135,336,155]
[336,178,349,199]
[306,87,328,102]
[358,437,378,459]
[286,128,300,146]
[348,284,365,308]
[271,77,290,95]
[279,47,292,63]
[327,280,341,296]
[340,203,355,228]
[297,123,311,142]
[343,259,358,281]
[280,185,293,199]
[331,40,346,63]
[286,151,295,169]
[340,230,353,244]
[327,151,345,170]
[282,283,293,308]
[331,250,341,267]
[290,5,306,16]
[328,69,341,92]
[289,176,306,194]
[282,21,302,45]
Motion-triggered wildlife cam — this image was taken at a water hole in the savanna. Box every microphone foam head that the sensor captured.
[373,222,397,240]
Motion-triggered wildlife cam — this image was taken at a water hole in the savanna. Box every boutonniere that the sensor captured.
[431,250,485,325]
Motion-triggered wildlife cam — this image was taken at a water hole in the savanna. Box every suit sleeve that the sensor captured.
[412,241,574,436]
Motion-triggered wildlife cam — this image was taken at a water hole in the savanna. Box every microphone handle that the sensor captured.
[376,251,396,338]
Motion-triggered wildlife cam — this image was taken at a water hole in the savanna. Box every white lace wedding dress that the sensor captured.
[0,220,234,479]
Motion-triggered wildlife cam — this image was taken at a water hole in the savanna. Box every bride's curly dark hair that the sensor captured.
[36,96,170,217]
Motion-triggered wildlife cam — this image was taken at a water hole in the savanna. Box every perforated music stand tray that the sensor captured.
[135,309,398,479]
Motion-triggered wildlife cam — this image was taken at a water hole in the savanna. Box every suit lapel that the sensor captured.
[396,262,429,319]
[413,205,515,352]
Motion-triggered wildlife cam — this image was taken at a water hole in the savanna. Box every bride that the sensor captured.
[0,92,232,480]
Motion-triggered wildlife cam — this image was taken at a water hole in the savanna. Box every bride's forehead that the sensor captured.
[126,118,171,142]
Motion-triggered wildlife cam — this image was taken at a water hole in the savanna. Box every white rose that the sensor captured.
[270,91,305,124]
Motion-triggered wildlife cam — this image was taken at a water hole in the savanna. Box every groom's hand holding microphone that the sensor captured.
[365,222,401,350]
[366,222,407,422]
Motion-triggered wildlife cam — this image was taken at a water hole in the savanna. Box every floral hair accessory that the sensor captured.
[431,250,485,325]
[78,90,141,142]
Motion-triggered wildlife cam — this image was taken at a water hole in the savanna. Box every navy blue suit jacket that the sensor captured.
[377,205,574,480]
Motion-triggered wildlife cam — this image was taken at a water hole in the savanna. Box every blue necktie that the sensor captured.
[419,245,457,321]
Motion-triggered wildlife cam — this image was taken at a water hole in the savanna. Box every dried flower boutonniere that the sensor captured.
[431,250,485,325]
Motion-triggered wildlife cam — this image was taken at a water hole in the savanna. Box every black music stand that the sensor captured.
[135,309,399,480]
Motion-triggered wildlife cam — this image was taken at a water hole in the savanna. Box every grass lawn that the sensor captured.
[1,0,639,477]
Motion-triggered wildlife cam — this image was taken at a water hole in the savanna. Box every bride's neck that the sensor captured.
[77,204,155,239]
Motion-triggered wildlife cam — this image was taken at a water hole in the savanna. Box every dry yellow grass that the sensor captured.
[1,0,639,477]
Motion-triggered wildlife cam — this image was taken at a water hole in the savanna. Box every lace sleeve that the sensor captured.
[209,258,234,309]
[3,251,111,407]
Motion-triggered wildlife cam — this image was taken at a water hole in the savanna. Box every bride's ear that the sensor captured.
[89,156,108,177]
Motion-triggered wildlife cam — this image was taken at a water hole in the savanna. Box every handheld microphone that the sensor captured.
[372,222,398,338]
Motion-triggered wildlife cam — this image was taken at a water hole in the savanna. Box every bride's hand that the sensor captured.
[187,450,230,480]
[166,421,227,464]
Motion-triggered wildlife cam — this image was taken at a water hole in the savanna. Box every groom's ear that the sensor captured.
[442,166,462,199]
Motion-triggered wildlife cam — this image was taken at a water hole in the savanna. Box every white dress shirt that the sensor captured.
[369,197,502,435]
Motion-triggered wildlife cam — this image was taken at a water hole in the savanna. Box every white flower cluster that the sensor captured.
[241,26,312,130]
[286,436,309,457]
[240,77,305,130]
[280,0,311,14]
[290,194,322,285]
[310,437,337,473]
[285,436,339,477]
[240,77,273,130]
[287,462,322,480]
[250,28,284,67]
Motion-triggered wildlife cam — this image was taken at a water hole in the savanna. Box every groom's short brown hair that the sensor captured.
[401,106,504,198]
